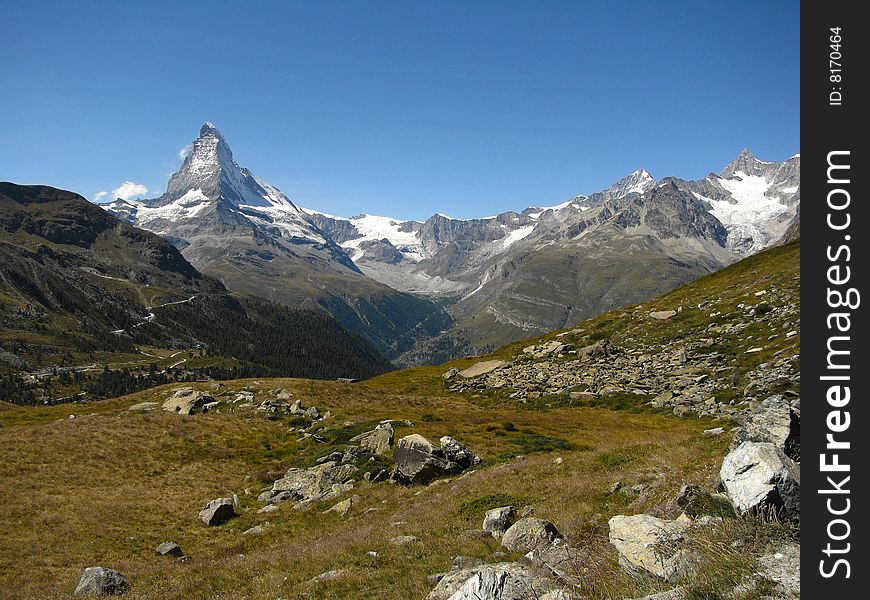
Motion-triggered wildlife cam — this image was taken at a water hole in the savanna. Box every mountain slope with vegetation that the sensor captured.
[0,240,799,598]
[0,182,393,403]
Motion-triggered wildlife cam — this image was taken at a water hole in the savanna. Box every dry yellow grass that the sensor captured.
[0,377,737,599]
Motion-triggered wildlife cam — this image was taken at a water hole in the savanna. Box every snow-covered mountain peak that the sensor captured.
[611,168,657,197]
[199,121,224,139]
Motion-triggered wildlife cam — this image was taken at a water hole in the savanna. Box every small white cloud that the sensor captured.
[178,144,192,161]
[111,181,149,201]
[93,191,109,203]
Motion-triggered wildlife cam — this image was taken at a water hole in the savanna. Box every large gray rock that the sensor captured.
[74,567,129,596]
[483,506,516,537]
[198,497,236,526]
[350,422,394,456]
[393,434,478,484]
[720,441,800,521]
[608,514,693,583]
[439,436,482,469]
[162,388,214,415]
[501,518,562,553]
[272,461,358,501]
[730,395,800,461]
[458,360,505,378]
[426,562,552,600]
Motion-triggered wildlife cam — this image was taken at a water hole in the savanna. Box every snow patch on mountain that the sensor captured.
[502,224,536,249]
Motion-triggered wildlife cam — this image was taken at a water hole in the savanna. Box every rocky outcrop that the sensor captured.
[392,434,480,484]
[730,395,800,461]
[483,506,516,537]
[458,360,506,378]
[162,388,214,415]
[349,422,394,456]
[261,461,358,508]
[74,567,129,596]
[608,514,694,583]
[719,441,800,521]
[426,562,552,600]
[198,498,236,526]
[501,518,562,554]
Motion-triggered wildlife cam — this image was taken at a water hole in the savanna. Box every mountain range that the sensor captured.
[105,123,799,365]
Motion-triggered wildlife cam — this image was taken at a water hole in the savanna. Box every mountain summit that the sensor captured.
[106,123,453,362]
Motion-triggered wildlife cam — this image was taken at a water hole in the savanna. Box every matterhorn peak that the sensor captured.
[199,121,224,139]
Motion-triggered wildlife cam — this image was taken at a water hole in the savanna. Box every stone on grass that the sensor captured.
[74,567,129,596]
[349,422,395,456]
[162,388,214,415]
[483,506,516,537]
[729,395,800,460]
[608,514,693,583]
[458,360,505,378]
[426,562,551,600]
[719,441,800,521]
[501,518,562,553]
[198,498,236,526]
[155,541,183,557]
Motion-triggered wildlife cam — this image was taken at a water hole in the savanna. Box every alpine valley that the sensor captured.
[107,124,800,365]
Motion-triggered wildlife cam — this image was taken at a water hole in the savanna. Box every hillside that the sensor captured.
[0,182,393,403]
[0,241,800,598]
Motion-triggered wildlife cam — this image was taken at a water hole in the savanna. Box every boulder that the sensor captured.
[350,422,394,456]
[501,518,562,553]
[730,395,800,460]
[522,541,577,584]
[650,310,678,320]
[155,541,183,557]
[162,388,214,415]
[271,461,358,503]
[483,506,516,537]
[719,441,800,521]
[608,514,693,583]
[392,434,458,484]
[198,498,236,526]
[439,436,482,469]
[426,562,551,600]
[458,360,505,378]
[73,567,129,596]
[127,402,159,412]
[443,367,459,379]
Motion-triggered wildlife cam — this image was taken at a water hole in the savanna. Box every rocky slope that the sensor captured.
[106,124,452,361]
[0,237,800,599]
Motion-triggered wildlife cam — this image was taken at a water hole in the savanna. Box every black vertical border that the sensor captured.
[802,2,868,596]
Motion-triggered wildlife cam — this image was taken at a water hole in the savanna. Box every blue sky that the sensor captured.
[1,1,799,221]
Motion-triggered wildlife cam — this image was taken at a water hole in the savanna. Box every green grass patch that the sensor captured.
[594,444,654,471]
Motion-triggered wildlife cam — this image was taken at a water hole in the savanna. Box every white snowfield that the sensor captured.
[707,171,792,226]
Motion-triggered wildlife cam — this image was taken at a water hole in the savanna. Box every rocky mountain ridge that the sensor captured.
[103,124,798,365]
